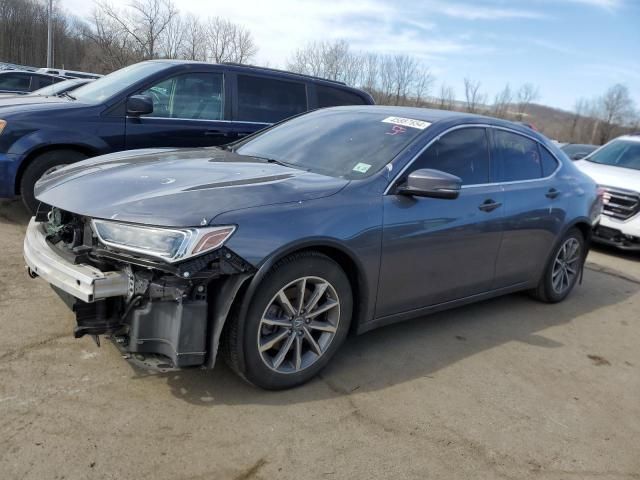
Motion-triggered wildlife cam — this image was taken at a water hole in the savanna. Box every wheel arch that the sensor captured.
[210,239,370,371]
[14,144,98,194]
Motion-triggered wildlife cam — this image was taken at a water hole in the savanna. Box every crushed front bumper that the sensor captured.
[23,218,129,302]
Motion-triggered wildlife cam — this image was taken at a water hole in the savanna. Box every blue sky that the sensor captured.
[65,0,640,111]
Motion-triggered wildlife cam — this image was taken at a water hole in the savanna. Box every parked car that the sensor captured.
[561,143,598,160]
[0,70,64,95]
[36,67,102,80]
[0,78,93,100]
[0,60,374,212]
[574,134,640,250]
[24,107,601,389]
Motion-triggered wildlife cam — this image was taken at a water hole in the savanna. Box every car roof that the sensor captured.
[615,134,640,143]
[143,59,372,100]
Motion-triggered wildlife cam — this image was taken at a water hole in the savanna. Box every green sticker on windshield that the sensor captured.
[353,162,371,173]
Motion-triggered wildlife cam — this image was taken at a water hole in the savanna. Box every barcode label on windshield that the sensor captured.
[382,116,431,130]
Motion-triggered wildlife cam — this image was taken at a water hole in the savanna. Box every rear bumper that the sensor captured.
[23,218,129,302]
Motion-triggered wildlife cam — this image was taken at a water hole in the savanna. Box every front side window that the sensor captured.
[317,85,367,108]
[494,130,542,182]
[72,61,168,104]
[586,139,640,171]
[140,73,224,120]
[235,109,425,179]
[408,127,490,185]
[237,75,307,123]
[0,73,30,91]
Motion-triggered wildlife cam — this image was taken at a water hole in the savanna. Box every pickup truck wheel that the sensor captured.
[20,150,87,214]
[223,252,353,390]
[531,228,585,303]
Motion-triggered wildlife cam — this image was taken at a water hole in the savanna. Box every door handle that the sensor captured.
[478,199,502,212]
[204,130,232,137]
[546,188,560,199]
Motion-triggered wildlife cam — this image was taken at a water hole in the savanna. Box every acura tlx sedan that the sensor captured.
[23,106,601,389]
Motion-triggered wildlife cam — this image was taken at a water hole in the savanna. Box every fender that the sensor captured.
[228,236,375,375]
[7,128,111,158]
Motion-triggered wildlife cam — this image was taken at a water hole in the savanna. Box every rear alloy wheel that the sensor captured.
[223,252,352,389]
[532,228,585,303]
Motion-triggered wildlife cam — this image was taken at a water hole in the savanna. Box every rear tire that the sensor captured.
[222,251,353,390]
[20,149,87,213]
[531,228,585,303]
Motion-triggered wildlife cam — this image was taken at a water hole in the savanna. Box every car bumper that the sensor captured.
[593,220,640,251]
[23,218,129,302]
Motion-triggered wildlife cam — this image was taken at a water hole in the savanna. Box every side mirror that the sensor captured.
[397,168,462,199]
[571,152,587,160]
[126,94,153,116]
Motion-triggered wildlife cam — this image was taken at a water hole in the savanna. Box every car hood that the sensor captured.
[35,147,349,227]
[0,95,78,113]
[574,160,640,193]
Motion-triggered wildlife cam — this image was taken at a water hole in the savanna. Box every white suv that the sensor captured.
[575,134,640,251]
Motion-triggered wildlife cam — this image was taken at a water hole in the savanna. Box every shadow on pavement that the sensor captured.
[0,199,30,226]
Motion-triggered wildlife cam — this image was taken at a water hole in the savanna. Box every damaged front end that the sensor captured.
[24,206,255,370]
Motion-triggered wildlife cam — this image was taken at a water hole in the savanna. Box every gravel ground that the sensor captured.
[1,198,639,480]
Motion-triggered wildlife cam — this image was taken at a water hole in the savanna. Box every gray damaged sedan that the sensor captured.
[24,106,602,389]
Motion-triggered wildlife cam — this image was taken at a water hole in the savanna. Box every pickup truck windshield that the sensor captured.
[587,139,640,171]
[235,109,427,179]
[72,62,168,104]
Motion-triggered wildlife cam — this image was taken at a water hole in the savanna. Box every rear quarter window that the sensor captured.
[237,75,307,123]
[494,130,542,182]
[539,146,560,177]
[317,85,367,107]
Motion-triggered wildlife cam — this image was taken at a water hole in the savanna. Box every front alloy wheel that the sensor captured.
[258,276,340,373]
[223,251,352,389]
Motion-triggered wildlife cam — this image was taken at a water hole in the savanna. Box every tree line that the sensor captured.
[0,0,637,143]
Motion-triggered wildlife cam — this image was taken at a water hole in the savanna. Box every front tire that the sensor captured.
[20,149,88,213]
[531,228,585,303]
[223,252,353,390]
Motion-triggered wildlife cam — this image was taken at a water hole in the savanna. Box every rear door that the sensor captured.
[125,71,233,149]
[491,128,566,288]
[230,73,308,138]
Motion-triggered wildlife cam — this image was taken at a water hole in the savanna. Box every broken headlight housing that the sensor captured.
[92,219,236,263]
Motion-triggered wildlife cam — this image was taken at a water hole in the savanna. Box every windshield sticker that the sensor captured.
[382,116,431,130]
[386,124,408,136]
[353,162,372,173]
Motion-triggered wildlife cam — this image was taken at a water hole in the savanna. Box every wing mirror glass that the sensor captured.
[126,94,154,116]
[398,168,462,199]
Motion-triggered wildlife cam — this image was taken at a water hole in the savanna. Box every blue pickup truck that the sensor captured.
[0,60,374,211]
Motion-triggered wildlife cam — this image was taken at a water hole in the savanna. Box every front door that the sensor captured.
[125,72,235,149]
[376,127,504,318]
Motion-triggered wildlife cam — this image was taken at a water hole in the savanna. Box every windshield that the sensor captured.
[235,109,428,179]
[71,62,168,104]
[586,139,640,171]
[30,79,82,96]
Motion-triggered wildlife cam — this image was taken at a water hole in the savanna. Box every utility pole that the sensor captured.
[46,0,53,68]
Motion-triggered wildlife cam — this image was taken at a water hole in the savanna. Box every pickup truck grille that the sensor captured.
[601,187,640,221]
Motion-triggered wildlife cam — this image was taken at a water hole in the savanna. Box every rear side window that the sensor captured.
[494,130,541,181]
[0,73,31,91]
[539,146,559,177]
[409,127,490,185]
[317,85,367,107]
[237,75,307,123]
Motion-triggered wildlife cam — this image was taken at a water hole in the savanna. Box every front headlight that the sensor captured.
[92,220,236,263]
[0,119,6,135]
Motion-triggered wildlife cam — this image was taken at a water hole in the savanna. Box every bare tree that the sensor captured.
[413,68,434,106]
[492,83,512,119]
[437,83,456,110]
[205,16,257,64]
[96,0,178,59]
[516,83,540,120]
[595,84,634,143]
[180,14,206,61]
[86,7,142,70]
[464,77,486,113]
[162,14,184,59]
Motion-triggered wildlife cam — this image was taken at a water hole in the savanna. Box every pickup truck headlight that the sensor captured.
[92,220,236,263]
[0,119,6,135]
